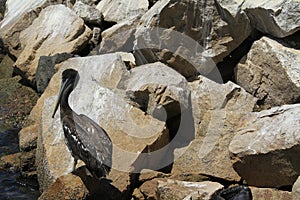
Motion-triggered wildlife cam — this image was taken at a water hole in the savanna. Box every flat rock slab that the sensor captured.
[15,4,92,82]
[157,179,223,200]
[236,36,300,109]
[229,104,300,187]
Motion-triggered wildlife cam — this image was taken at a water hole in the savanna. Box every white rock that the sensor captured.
[96,0,148,23]
[15,4,92,81]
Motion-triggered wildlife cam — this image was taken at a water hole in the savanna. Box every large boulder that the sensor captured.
[172,76,257,181]
[0,0,48,56]
[96,0,148,23]
[134,0,252,78]
[14,4,92,82]
[35,53,170,198]
[236,36,300,109]
[242,0,300,38]
[229,104,300,188]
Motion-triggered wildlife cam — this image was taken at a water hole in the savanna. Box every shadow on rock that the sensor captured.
[73,166,123,200]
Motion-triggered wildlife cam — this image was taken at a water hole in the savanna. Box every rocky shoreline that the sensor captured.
[0,0,299,199]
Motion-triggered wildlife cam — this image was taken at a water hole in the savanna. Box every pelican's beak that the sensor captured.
[51,80,68,118]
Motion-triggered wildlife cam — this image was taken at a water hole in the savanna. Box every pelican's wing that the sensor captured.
[72,114,113,168]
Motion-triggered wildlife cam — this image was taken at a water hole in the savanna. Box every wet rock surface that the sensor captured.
[0,76,38,128]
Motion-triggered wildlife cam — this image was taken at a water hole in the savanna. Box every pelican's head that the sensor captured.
[52,69,80,118]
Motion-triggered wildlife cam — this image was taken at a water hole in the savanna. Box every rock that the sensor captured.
[132,188,145,200]
[15,4,92,82]
[126,62,190,119]
[236,37,300,109]
[35,53,169,196]
[134,0,252,78]
[38,173,89,200]
[20,150,36,178]
[96,0,148,23]
[0,0,48,56]
[76,0,98,6]
[73,1,103,26]
[251,187,292,200]
[242,0,300,38]
[293,177,300,200]
[98,15,140,54]
[36,53,73,94]
[0,152,21,171]
[157,179,224,200]
[19,124,38,152]
[172,76,257,182]
[0,55,14,79]
[139,178,161,200]
[0,76,38,128]
[229,104,300,188]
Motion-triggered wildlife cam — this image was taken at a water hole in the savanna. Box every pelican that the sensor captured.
[52,68,112,179]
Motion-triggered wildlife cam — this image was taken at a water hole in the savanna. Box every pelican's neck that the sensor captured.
[60,84,74,118]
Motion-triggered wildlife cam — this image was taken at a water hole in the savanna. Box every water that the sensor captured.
[0,127,40,199]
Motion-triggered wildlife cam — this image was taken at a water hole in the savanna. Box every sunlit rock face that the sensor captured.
[236,36,300,109]
[96,0,149,23]
[172,76,257,182]
[14,4,92,82]
[0,0,48,56]
[229,104,300,188]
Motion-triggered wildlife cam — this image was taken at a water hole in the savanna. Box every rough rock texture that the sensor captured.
[35,54,169,198]
[134,0,252,78]
[0,152,21,171]
[293,176,300,200]
[242,0,300,38]
[38,174,89,200]
[157,179,224,200]
[36,53,73,94]
[251,187,292,200]
[98,15,140,54]
[236,37,300,109]
[0,55,14,79]
[229,104,300,188]
[0,0,48,56]
[15,4,92,82]
[73,1,103,25]
[0,76,38,128]
[96,0,148,23]
[19,124,38,152]
[172,76,257,182]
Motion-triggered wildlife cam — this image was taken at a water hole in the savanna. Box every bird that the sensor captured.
[52,68,112,179]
